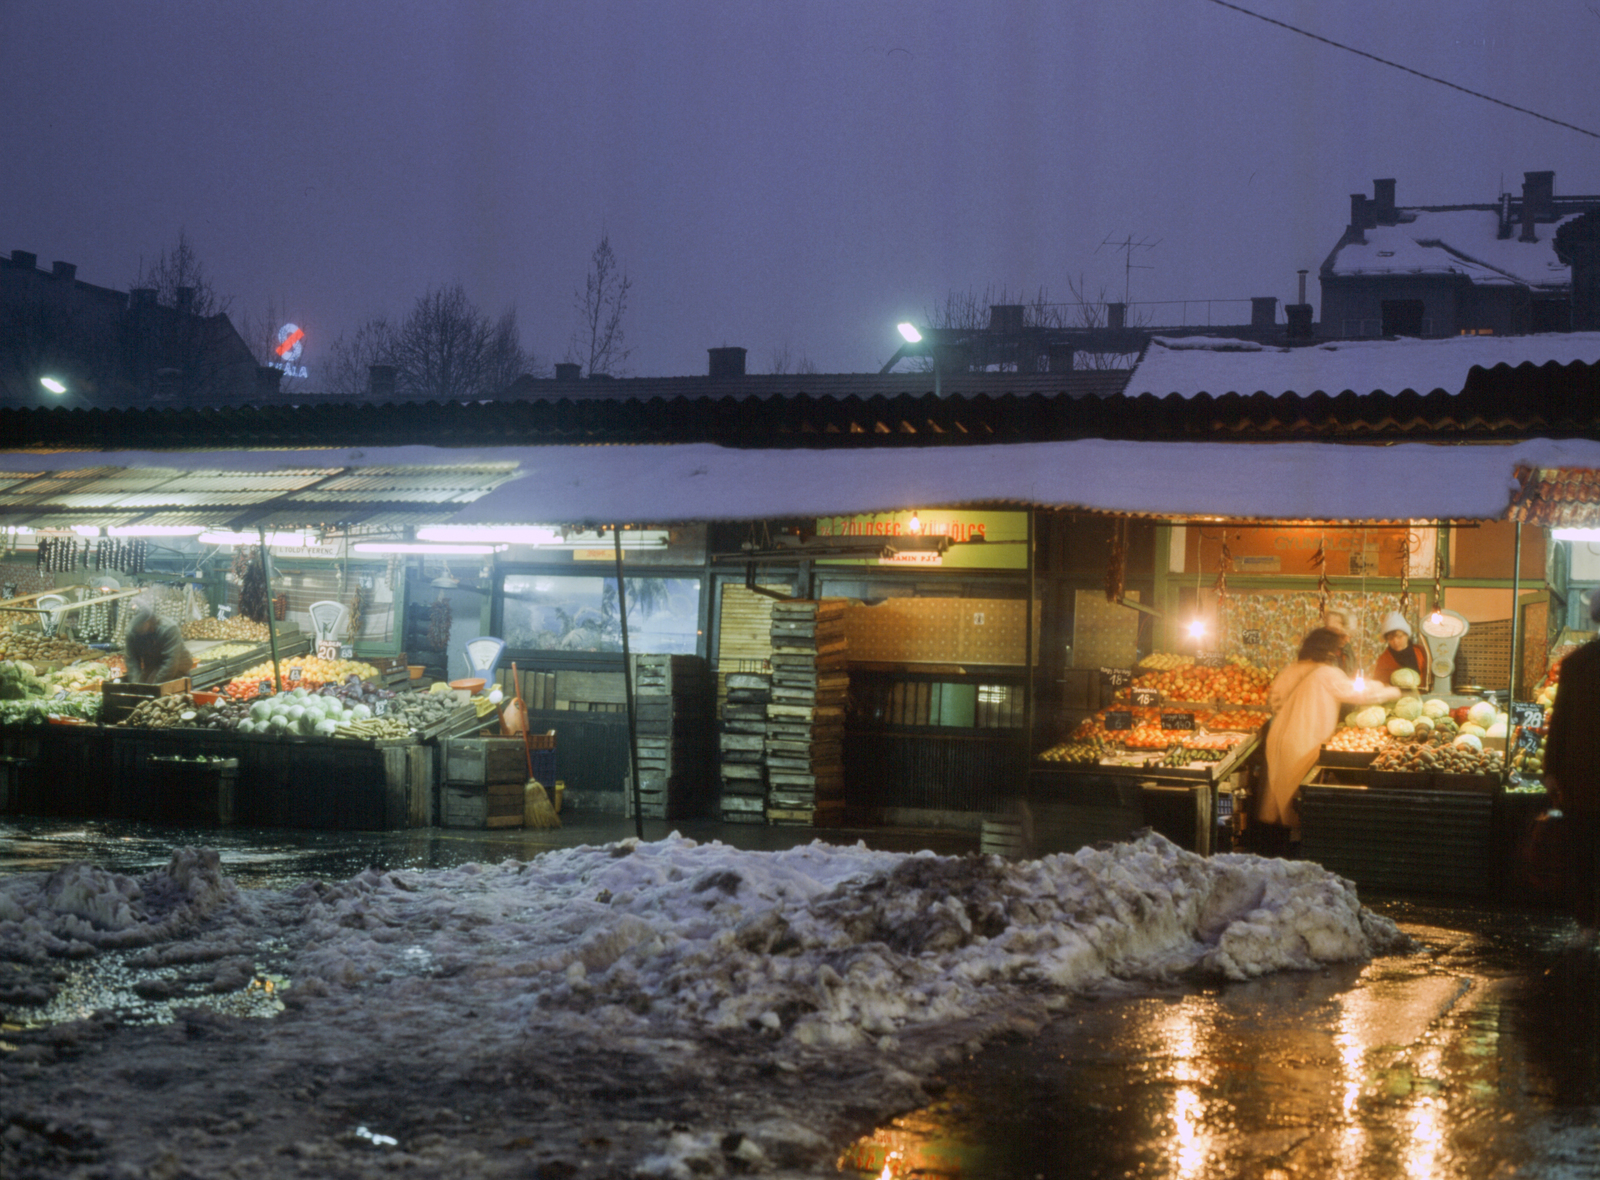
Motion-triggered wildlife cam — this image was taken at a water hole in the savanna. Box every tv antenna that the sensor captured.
[1097,233,1160,305]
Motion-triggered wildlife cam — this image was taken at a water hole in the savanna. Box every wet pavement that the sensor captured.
[5,817,1600,1178]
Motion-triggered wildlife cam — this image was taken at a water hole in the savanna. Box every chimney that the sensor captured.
[51,261,76,282]
[255,366,283,397]
[1251,297,1278,329]
[988,304,1025,334]
[1373,178,1396,225]
[368,363,397,399]
[1522,170,1555,241]
[9,250,37,270]
[1106,302,1126,330]
[1285,304,1314,340]
[1047,345,1074,373]
[1349,194,1370,241]
[554,362,581,381]
[175,286,195,314]
[708,346,747,378]
[1298,269,1308,305]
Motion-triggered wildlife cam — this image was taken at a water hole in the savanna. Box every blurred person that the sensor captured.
[123,606,194,684]
[1260,627,1400,850]
[1544,590,1600,937]
[1323,610,1357,676]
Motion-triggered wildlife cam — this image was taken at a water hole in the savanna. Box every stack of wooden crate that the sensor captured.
[719,672,770,822]
[766,599,848,825]
[631,654,712,819]
[441,737,527,828]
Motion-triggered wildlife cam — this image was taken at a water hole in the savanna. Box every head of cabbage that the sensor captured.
[1390,667,1422,690]
[1392,695,1423,721]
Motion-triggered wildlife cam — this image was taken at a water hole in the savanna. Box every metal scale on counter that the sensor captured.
[1420,608,1471,695]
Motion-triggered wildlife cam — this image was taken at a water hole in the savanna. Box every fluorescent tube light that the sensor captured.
[200,530,314,547]
[108,525,207,538]
[416,525,562,546]
[1552,528,1600,543]
[352,542,505,555]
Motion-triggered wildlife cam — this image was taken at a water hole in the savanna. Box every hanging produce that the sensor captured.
[1104,517,1127,603]
[427,593,452,651]
[233,546,270,623]
[348,582,369,642]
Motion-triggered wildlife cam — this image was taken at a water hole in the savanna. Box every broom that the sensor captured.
[512,661,559,828]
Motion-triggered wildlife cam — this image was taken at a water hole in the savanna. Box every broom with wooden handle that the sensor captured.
[512,661,559,828]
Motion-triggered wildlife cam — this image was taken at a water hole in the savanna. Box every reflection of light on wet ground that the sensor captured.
[1401,1045,1447,1180]
[1153,1002,1211,1178]
[12,953,290,1029]
[836,1105,988,1177]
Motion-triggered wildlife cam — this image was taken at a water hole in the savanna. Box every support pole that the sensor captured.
[258,526,283,695]
[1509,522,1523,701]
[615,527,644,840]
[1025,508,1036,751]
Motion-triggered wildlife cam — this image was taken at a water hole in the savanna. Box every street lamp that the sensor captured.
[892,322,943,398]
[39,376,67,395]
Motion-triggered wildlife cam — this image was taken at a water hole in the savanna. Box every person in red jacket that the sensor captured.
[1371,611,1429,689]
[1545,591,1600,934]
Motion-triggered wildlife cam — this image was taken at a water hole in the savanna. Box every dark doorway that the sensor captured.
[1381,299,1425,337]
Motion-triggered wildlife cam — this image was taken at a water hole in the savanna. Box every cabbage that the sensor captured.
[293,686,308,700]
[269,714,289,730]
[1460,722,1486,738]
[1486,721,1508,738]
[1387,717,1415,737]
[1454,734,1483,751]
[1422,698,1450,719]
[250,700,272,721]
[1352,706,1388,728]
[1414,716,1434,734]
[1391,667,1421,690]
[315,719,338,737]
[1468,701,1497,728]
[236,719,255,734]
[351,702,372,720]
[1392,696,1423,721]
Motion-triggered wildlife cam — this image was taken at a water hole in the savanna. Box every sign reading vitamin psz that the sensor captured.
[814,511,1026,569]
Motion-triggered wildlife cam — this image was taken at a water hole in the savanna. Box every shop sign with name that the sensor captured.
[271,544,344,560]
[814,511,1026,570]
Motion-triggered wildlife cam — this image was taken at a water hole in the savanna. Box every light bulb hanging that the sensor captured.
[907,511,921,534]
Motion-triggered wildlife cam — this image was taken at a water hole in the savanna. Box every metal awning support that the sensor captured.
[615,527,643,841]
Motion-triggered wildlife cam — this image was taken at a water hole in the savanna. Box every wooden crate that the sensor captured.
[102,678,190,725]
[443,736,531,784]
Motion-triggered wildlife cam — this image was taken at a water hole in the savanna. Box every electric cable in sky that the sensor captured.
[1205,0,1600,141]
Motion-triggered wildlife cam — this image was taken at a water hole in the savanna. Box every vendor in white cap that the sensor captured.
[1371,610,1427,688]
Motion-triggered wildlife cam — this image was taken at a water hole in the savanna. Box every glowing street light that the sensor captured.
[39,376,67,394]
[896,322,923,343]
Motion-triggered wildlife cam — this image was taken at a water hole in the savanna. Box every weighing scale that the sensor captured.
[35,594,67,637]
[1420,609,1471,694]
[308,600,349,659]
[462,636,506,682]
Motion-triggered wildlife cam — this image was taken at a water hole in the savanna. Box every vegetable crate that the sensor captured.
[102,678,190,726]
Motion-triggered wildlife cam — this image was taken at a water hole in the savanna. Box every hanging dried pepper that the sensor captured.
[1310,535,1329,613]
[1398,531,1413,617]
[348,582,369,642]
[427,593,452,651]
[1104,517,1128,603]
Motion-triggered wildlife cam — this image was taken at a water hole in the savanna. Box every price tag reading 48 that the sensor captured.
[288,667,303,682]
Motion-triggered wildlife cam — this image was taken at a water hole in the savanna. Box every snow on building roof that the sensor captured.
[1328,208,1580,289]
[7,436,1600,525]
[1130,331,1600,398]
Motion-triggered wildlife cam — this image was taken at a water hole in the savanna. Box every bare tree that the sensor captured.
[323,316,396,398]
[327,285,532,400]
[129,230,252,399]
[568,235,631,377]
[132,229,229,318]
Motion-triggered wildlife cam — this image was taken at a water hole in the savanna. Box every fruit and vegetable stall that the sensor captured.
[0,644,491,828]
[1028,654,1271,856]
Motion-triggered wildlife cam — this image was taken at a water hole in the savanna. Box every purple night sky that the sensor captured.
[3,0,1596,379]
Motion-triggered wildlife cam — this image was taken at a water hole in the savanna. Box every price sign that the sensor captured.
[1131,686,1162,708]
[1242,629,1261,646]
[374,699,388,716]
[1516,726,1542,754]
[1196,652,1225,669]
[340,644,354,660]
[316,640,341,661]
[1099,666,1133,694]
[288,667,302,682]
[1511,702,1543,730]
[1102,709,1133,731]
[258,680,272,696]
[1161,711,1196,731]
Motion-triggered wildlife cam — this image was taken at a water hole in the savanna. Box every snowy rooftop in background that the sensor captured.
[1130,331,1600,399]
[1329,209,1580,289]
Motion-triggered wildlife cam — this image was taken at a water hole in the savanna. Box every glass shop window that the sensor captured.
[501,574,701,655]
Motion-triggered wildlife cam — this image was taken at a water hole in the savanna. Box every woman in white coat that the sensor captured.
[1262,627,1400,840]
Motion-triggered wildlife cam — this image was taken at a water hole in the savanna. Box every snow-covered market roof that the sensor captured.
[1128,331,1600,399]
[1326,208,1581,290]
[5,438,1600,527]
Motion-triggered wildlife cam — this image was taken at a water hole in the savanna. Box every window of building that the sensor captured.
[500,574,701,654]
